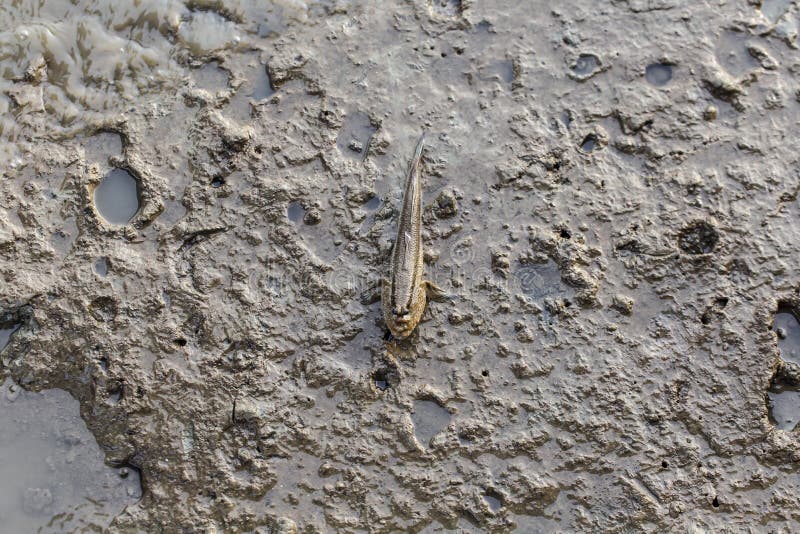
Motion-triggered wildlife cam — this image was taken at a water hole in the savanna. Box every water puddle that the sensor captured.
[645,63,673,86]
[430,0,463,17]
[193,62,230,93]
[84,132,123,166]
[774,310,800,365]
[336,112,376,160]
[252,66,275,100]
[411,400,451,447]
[1,322,22,351]
[570,54,601,81]
[483,492,502,512]
[51,216,79,257]
[363,195,381,211]
[287,201,306,223]
[715,32,759,77]
[760,0,792,22]
[767,381,800,431]
[479,60,514,86]
[515,261,574,300]
[94,257,109,277]
[580,134,599,153]
[94,169,140,226]
[0,380,140,532]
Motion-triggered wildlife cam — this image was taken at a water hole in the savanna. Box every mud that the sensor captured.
[2,0,800,532]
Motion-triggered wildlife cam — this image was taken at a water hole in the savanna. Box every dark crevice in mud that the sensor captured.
[373,366,399,391]
[178,226,230,252]
[701,297,729,326]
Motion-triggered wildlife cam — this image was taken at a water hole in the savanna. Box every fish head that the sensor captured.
[392,306,411,324]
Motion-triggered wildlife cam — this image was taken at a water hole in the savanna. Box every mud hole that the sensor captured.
[2,0,800,532]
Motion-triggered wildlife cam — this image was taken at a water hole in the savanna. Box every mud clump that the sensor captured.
[678,221,719,255]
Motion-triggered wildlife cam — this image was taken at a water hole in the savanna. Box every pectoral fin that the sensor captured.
[424,280,452,303]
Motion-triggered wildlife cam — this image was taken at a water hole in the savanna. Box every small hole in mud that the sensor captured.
[712,496,720,508]
[678,221,719,255]
[646,63,674,86]
[287,201,305,223]
[701,312,711,325]
[173,338,187,347]
[373,370,389,391]
[441,52,447,57]
[580,134,598,153]
[481,369,489,377]
[210,176,225,188]
[661,460,668,468]
[99,356,109,370]
[716,297,729,308]
[559,228,571,239]
[373,367,398,390]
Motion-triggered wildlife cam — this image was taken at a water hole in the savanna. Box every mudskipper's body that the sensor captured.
[382,134,443,339]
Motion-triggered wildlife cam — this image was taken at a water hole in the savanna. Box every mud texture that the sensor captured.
[2,0,800,532]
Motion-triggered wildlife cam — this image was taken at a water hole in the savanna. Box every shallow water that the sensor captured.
[767,382,800,431]
[0,322,21,350]
[93,169,139,225]
[515,261,574,301]
[773,311,800,365]
[572,54,600,77]
[0,380,140,532]
[645,63,673,86]
[411,400,451,447]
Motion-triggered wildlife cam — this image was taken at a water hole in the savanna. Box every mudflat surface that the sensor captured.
[1,0,800,532]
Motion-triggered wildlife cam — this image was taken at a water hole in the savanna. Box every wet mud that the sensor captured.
[2,0,800,532]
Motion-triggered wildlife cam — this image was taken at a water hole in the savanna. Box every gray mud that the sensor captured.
[2,0,800,532]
